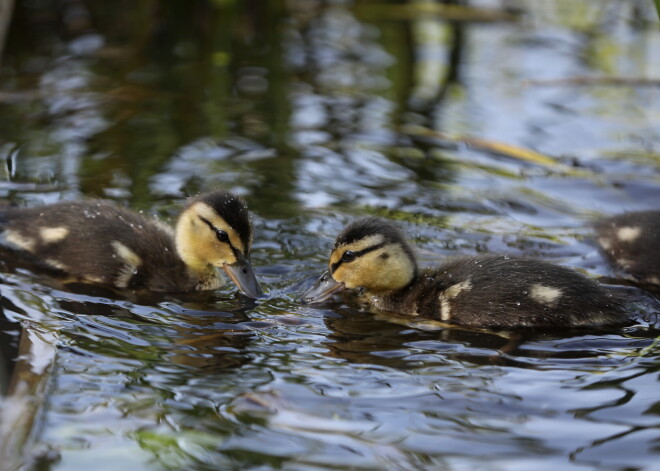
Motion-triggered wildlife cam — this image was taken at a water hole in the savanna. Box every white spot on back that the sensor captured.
[40,226,69,244]
[616,258,633,269]
[440,298,451,321]
[84,275,105,284]
[44,258,67,271]
[439,280,472,321]
[111,241,141,267]
[445,280,472,298]
[530,284,562,306]
[617,226,641,242]
[4,229,36,252]
[111,241,142,288]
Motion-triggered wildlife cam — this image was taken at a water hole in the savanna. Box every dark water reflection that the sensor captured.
[0,1,659,470]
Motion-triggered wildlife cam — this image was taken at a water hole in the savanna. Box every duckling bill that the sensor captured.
[0,191,262,297]
[303,217,628,328]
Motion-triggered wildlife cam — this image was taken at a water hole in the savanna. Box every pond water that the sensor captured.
[0,1,659,470]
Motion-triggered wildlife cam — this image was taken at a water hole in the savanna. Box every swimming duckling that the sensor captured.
[0,191,262,297]
[595,210,660,286]
[302,217,627,328]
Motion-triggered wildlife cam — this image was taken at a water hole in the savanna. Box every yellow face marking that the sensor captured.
[175,202,247,274]
[328,234,385,268]
[193,202,246,254]
[330,240,415,292]
[4,229,36,252]
[40,227,69,244]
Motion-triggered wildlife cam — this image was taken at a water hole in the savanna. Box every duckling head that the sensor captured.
[302,217,417,303]
[175,191,262,298]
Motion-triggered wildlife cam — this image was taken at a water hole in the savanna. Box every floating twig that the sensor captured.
[523,77,660,88]
[402,125,560,168]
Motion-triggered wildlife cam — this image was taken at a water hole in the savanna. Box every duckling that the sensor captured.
[302,217,627,328]
[0,190,262,297]
[595,210,660,286]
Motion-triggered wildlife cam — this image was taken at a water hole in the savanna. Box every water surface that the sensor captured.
[0,1,659,470]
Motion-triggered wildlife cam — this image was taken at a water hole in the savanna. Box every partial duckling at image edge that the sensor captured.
[595,210,660,287]
[0,190,262,297]
[303,217,629,328]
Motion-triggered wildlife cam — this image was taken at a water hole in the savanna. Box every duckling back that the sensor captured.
[0,201,203,292]
[595,210,660,286]
[376,255,627,328]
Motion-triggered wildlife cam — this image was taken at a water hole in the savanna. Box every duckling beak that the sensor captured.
[301,270,345,304]
[223,252,263,298]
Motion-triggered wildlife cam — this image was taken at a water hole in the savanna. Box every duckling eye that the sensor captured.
[342,251,357,263]
[215,230,229,243]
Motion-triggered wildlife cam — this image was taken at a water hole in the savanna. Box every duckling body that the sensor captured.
[303,217,627,328]
[0,191,262,296]
[595,210,660,286]
[366,254,625,328]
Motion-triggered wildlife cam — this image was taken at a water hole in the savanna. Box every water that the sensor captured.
[0,1,659,470]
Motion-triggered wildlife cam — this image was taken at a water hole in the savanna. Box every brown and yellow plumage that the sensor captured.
[0,191,262,296]
[303,217,628,328]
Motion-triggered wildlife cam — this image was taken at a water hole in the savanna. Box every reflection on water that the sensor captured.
[0,1,659,470]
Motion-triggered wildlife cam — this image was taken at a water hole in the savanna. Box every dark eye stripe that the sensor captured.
[199,216,232,245]
[330,242,386,274]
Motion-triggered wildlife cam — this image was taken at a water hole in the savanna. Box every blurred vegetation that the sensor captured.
[1,0,656,210]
